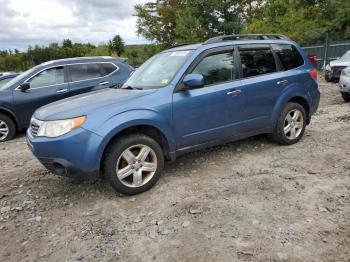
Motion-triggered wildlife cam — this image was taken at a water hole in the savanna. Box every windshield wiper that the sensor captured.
[121,85,143,90]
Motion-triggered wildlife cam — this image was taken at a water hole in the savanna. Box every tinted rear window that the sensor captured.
[239,45,277,78]
[69,63,102,82]
[272,44,304,70]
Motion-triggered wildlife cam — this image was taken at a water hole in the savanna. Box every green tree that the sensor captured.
[109,35,125,56]
[135,0,255,46]
[62,39,73,48]
[244,0,350,44]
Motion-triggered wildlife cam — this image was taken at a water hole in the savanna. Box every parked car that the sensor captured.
[339,67,350,101]
[325,50,350,82]
[27,34,320,195]
[0,72,20,88]
[0,56,133,141]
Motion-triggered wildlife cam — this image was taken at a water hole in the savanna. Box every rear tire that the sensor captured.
[341,93,350,102]
[269,102,307,145]
[0,113,16,142]
[103,133,164,195]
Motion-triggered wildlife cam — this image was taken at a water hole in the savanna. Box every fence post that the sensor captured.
[323,33,329,69]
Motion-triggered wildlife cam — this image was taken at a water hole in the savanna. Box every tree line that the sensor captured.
[0,35,162,71]
[1,0,349,72]
[135,0,350,46]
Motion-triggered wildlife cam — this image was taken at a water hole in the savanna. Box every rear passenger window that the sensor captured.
[102,63,118,75]
[272,44,304,70]
[239,46,277,78]
[192,51,235,86]
[69,63,102,82]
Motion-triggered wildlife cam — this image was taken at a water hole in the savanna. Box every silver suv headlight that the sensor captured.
[36,116,86,138]
[342,67,350,76]
[325,64,331,71]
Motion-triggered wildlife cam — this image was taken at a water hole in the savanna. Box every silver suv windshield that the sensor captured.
[122,50,193,90]
[340,50,350,61]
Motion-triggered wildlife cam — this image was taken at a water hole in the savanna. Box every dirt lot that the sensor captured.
[0,77,349,262]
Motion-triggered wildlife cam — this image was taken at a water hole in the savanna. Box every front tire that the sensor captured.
[341,92,350,102]
[103,134,164,195]
[269,102,307,145]
[0,113,16,142]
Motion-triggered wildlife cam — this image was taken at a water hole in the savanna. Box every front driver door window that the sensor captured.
[13,66,69,127]
[192,52,235,86]
[28,67,64,88]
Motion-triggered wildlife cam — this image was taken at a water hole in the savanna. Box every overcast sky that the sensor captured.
[0,0,150,50]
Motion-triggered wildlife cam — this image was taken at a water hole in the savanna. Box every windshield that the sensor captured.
[123,50,193,89]
[0,66,39,90]
[0,78,14,88]
[340,50,350,61]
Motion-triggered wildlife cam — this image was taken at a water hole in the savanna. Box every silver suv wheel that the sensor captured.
[0,120,9,141]
[116,144,158,188]
[284,109,304,140]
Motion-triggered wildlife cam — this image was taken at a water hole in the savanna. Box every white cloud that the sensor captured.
[0,0,150,50]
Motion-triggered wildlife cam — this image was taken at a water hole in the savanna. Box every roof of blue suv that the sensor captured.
[165,39,297,53]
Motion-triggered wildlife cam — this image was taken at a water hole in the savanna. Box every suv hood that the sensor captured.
[34,88,155,121]
[330,60,350,67]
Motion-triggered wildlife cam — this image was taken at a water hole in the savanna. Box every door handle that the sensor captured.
[56,88,68,93]
[227,89,242,96]
[277,80,288,85]
[99,81,109,86]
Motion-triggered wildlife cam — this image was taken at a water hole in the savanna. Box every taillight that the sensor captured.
[308,54,317,68]
[309,68,318,82]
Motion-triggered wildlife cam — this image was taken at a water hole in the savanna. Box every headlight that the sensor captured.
[342,68,350,76]
[37,116,86,138]
[325,64,331,71]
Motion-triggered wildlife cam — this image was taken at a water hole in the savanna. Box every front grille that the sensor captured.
[30,118,43,137]
[332,66,347,78]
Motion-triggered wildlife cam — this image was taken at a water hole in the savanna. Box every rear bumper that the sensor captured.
[308,84,320,118]
[26,128,103,177]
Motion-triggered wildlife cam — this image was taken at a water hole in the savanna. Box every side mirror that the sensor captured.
[19,82,30,92]
[181,74,204,90]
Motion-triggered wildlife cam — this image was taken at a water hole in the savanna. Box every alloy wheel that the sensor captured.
[116,144,158,188]
[283,109,304,140]
[0,120,9,141]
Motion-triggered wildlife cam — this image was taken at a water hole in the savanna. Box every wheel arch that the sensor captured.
[288,96,310,124]
[0,107,19,130]
[272,89,312,128]
[98,122,175,173]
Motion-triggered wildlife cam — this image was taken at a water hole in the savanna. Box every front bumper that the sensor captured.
[26,127,103,177]
[326,66,347,80]
[339,76,350,94]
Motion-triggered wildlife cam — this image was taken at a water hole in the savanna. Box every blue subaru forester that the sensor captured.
[27,34,320,195]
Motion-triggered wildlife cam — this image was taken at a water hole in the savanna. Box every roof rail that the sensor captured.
[166,43,191,50]
[204,34,290,44]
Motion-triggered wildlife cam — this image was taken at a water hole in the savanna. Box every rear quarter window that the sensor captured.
[272,44,304,70]
[102,63,118,75]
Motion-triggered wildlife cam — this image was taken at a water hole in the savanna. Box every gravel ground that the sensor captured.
[0,78,349,262]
